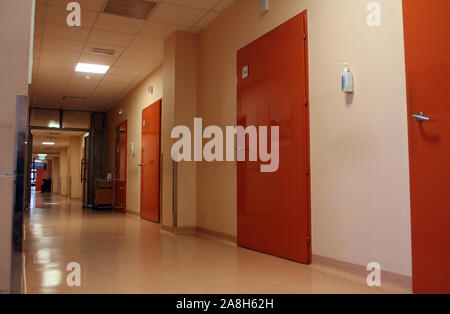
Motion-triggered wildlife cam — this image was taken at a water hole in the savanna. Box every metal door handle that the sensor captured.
[412,112,430,122]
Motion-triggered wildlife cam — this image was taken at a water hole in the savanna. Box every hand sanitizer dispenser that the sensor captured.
[340,63,354,93]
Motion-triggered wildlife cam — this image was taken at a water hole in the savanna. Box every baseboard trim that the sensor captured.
[159,225,237,242]
[160,225,196,235]
[196,227,237,243]
[126,211,140,218]
[312,254,412,291]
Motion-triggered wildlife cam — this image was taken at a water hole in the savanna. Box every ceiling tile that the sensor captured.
[65,83,97,97]
[150,3,206,26]
[39,59,76,70]
[88,29,134,46]
[47,0,106,12]
[165,0,220,10]
[194,10,219,29]
[41,37,85,53]
[129,35,164,50]
[92,86,125,98]
[103,74,137,83]
[98,80,131,89]
[78,53,117,66]
[43,24,91,41]
[94,13,145,34]
[213,0,235,12]
[40,49,80,62]
[139,20,188,38]
[113,58,160,70]
[121,47,162,62]
[38,67,74,78]
[107,66,143,76]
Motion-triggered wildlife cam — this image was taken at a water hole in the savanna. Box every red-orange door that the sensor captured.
[237,12,311,263]
[35,169,47,192]
[403,0,450,293]
[115,120,127,213]
[140,100,161,223]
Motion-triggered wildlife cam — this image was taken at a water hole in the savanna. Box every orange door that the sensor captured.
[237,12,311,263]
[403,0,450,293]
[35,169,47,192]
[115,121,127,213]
[140,100,161,223]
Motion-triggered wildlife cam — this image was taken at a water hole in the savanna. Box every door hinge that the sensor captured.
[305,99,308,106]
[304,33,307,40]
[306,167,310,175]
[306,237,311,245]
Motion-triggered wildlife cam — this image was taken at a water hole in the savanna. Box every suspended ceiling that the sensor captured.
[32,129,87,153]
[31,0,235,112]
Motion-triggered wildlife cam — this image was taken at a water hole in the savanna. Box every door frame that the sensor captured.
[115,120,127,213]
[140,99,162,223]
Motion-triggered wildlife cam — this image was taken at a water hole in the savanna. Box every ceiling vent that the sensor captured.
[62,96,87,103]
[104,0,157,20]
[91,48,116,56]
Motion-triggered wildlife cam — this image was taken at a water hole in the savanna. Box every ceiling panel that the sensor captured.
[165,0,219,10]
[31,0,236,111]
[94,13,146,34]
[150,3,206,26]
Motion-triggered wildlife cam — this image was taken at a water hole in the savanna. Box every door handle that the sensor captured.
[412,112,431,122]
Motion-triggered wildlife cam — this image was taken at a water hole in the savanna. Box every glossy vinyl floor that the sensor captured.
[23,191,408,294]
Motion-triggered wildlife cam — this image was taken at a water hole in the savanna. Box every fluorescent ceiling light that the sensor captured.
[48,120,60,128]
[75,63,110,74]
[42,142,55,146]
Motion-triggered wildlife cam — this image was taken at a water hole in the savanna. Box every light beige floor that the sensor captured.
[23,191,408,294]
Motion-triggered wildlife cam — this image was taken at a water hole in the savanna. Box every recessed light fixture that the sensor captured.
[42,142,55,146]
[75,63,110,74]
[48,120,60,128]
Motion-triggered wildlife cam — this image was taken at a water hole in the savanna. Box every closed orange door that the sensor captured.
[115,121,127,213]
[35,169,47,192]
[237,12,311,263]
[140,100,161,223]
[403,0,450,293]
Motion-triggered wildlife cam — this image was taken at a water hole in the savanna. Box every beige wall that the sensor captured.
[196,0,412,276]
[60,147,69,196]
[170,32,198,227]
[106,32,198,227]
[0,0,33,292]
[106,66,164,215]
[69,136,83,199]
[51,157,60,194]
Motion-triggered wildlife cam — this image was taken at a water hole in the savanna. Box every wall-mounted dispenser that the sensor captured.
[339,62,354,93]
[260,0,269,12]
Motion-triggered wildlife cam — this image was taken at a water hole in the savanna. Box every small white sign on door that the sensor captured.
[242,65,249,79]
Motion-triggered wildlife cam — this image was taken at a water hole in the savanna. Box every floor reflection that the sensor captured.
[23,190,409,294]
